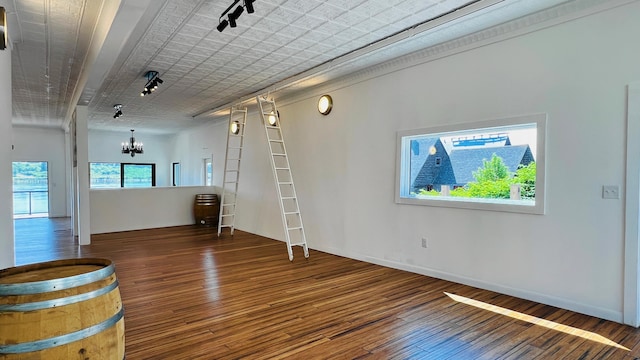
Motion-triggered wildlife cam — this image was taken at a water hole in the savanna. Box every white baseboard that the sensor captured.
[313,244,623,324]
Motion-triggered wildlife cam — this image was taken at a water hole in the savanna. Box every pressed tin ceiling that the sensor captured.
[4,0,604,135]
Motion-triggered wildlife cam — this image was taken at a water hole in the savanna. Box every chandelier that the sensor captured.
[121,129,143,157]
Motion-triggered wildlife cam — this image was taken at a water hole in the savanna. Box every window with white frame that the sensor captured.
[204,158,212,186]
[395,114,546,214]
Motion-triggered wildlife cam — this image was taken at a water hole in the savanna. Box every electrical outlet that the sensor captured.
[421,237,428,248]
[602,185,620,199]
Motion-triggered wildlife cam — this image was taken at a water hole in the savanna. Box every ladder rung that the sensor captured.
[219,224,233,228]
[287,226,303,231]
[279,182,293,185]
[228,146,243,150]
[221,204,235,207]
[226,170,239,173]
[224,181,237,184]
[221,214,234,217]
[275,167,289,170]
[290,242,306,246]
[284,211,299,215]
[281,196,297,200]
[272,153,286,156]
[269,139,284,143]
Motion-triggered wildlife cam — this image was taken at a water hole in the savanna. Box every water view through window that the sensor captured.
[13,161,49,218]
[90,162,156,188]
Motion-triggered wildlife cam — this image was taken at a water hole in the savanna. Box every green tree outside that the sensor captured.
[418,154,536,200]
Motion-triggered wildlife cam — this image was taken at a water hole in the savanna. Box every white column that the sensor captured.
[0,10,14,269]
[75,106,91,245]
[624,82,640,327]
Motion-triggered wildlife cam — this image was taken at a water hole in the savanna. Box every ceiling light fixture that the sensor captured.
[140,70,163,97]
[121,129,143,157]
[217,0,255,32]
[318,95,333,115]
[230,121,240,135]
[113,104,123,119]
[245,0,255,14]
[267,111,278,126]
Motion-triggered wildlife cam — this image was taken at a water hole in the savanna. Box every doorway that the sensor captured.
[12,161,49,218]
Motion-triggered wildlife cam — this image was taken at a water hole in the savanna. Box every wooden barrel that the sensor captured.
[193,194,219,227]
[0,258,125,360]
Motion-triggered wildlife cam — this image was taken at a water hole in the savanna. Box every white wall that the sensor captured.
[210,3,640,323]
[88,123,227,234]
[12,127,68,217]
[169,120,229,186]
[89,130,172,187]
[90,186,215,233]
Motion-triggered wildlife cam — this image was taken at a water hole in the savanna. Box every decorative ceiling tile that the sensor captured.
[9,0,594,133]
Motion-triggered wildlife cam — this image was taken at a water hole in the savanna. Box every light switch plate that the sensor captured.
[602,185,620,199]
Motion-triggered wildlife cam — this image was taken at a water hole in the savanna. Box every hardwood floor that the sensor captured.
[11,218,640,359]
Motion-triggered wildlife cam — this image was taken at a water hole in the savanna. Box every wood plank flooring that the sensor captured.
[11,218,640,359]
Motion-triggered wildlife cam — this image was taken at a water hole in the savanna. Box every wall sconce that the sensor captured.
[318,95,333,115]
[0,7,7,51]
[230,121,240,134]
[267,111,278,126]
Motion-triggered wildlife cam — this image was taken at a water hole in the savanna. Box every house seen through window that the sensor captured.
[396,114,545,214]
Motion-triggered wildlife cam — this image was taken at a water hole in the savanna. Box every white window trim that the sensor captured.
[395,113,546,215]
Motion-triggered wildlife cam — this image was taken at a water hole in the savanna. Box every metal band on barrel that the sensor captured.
[0,280,119,312]
[0,263,115,295]
[0,307,124,354]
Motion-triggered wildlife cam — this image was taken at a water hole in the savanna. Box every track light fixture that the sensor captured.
[140,70,163,97]
[113,104,123,119]
[217,0,255,32]
[245,0,255,14]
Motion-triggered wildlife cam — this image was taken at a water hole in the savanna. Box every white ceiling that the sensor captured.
[4,0,586,135]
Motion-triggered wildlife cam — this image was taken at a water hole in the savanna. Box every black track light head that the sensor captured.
[113,104,123,118]
[217,19,228,32]
[245,0,255,13]
[229,5,244,27]
[141,70,163,96]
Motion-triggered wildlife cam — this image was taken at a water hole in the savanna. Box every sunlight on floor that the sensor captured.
[444,292,629,351]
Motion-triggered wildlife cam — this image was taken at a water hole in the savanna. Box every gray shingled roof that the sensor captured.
[449,145,534,185]
[410,138,441,187]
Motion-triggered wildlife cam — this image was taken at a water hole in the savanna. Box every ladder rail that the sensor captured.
[218,106,247,236]
[257,96,309,261]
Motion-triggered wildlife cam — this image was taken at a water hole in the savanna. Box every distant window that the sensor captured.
[395,114,546,214]
[90,162,155,188]
[173,162,181,186]
[204,158,212,186]
[90,163,120,189]
[122,163,155,188]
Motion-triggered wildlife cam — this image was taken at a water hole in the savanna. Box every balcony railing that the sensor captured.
[13,190,49,216]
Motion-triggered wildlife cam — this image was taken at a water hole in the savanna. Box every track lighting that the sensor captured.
[140,70,163,97]
[229,5,244,27]
[113,104,123,119]
[217,0,255,32]
[245,0,255,14]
